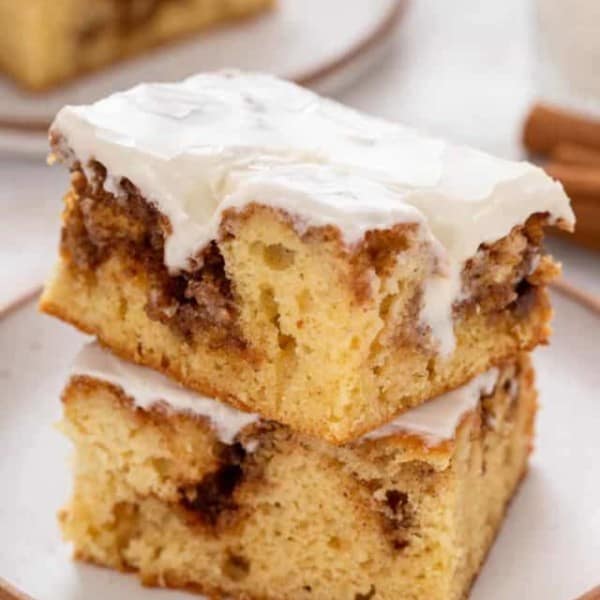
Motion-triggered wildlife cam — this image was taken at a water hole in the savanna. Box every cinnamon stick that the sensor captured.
[550,142,600,167]
[575,585,600,600]
[545,162,600,198]
[523,103,600,155]
[553,192,600,250]
[544,161,600,249]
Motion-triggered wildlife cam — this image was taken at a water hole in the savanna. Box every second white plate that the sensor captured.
[0,0,404,156]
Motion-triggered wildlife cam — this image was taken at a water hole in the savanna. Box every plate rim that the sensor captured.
[0,575,33,600]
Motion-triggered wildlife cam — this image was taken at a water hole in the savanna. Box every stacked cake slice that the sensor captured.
[41,72,573,599]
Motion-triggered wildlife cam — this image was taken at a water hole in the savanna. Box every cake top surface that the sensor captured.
[71,342,499,450]
[51,71,574,274]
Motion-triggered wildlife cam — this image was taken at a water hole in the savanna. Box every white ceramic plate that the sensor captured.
[0,291,598,600]
[0,0,404,157]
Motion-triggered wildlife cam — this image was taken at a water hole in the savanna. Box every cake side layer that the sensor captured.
[59,354,536,600]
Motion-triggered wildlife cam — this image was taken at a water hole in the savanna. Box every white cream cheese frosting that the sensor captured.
[71,342,499,447]
[50,71,575,353]
[361,368,499,445]
[71,342,259,444]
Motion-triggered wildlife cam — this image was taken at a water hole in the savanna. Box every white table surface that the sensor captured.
[0,0,597,311]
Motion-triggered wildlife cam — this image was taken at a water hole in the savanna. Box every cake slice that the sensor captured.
[41,72,573,443]
[0,1,273,90]
[60,343,537,600]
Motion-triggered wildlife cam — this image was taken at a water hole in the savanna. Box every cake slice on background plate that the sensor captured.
[0,1,274,90]
[60,342,537,600]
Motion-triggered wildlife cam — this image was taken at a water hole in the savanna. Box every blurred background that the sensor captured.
[0,0,598,315]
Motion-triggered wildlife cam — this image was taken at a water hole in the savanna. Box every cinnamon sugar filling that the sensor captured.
[62,162,246,348]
